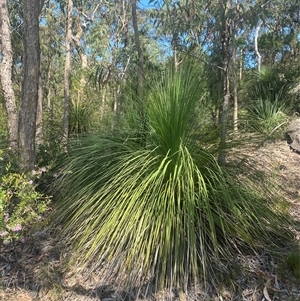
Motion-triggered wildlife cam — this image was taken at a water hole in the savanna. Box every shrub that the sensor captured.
[0,163,51,244]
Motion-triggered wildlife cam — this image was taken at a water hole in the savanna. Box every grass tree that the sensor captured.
[53,66,294,296]
[243,66,293,137]
[247,96,291,136]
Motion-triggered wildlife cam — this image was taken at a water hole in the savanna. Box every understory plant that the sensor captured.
[244,66,293,137]
[69,98,92,134]
[53,66,294,295]
[0,163,51,244]
[247,96,290,136]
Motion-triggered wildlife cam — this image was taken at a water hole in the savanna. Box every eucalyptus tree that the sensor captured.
[56,0,133,134]
[71,2,88,104]
[40,0,65,113]
[62,0,72,140]
[65,1,98,135]
[195,0,269,162]
[1,0,47,164]
[255,0,300,67]
[0,0,18,148]
[215,0,232,164]
[19,0,45,171]
[241,0,300,117]
[131,0,144,99]
[86,0,149,130]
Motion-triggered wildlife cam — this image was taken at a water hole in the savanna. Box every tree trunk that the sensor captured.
[255,22,262,72]
[174,48,183,72]
[35,4,45,146]
[100,89,106,121]
[239,48,243,80]
[46,60,52,110]
[132,0,146,143]
[19,0,41,171]
[218,1,231,165]
[70,10,88,134]
[218,64,230,165]
[232,21,238,132]
[131,0,144,99]
[72,7,88,103]
[111,89,118,132]
[63,0,73,141]
[0,0,18,149]
[35,70,43,145]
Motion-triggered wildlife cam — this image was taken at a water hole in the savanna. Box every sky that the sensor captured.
[139,0,158,9]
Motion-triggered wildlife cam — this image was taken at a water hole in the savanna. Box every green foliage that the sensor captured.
[247,97,290,135]
[246,66,291,104]
[36,111,68,170]
[0,102,8,141]
[242,66,294,137]
[69,98,92,135]
[0,162,51,244]
[52,66,294,294]
[0,147,20,178]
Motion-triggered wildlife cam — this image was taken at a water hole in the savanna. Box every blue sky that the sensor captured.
[139,0,157,9]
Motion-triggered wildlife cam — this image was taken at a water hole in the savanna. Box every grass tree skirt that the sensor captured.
[51,66,296,296]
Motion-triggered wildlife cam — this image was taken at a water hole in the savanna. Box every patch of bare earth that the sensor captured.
[0,140,300,301]
[250,141,300,228]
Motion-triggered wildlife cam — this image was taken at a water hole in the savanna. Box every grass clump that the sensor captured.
[52,66,295,295]
[247,97,290,137]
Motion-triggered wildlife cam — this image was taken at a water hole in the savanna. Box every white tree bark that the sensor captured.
[0,0,18,149]
[255,22,262,72]
[63,0,73,140]
[232,20,238,132]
